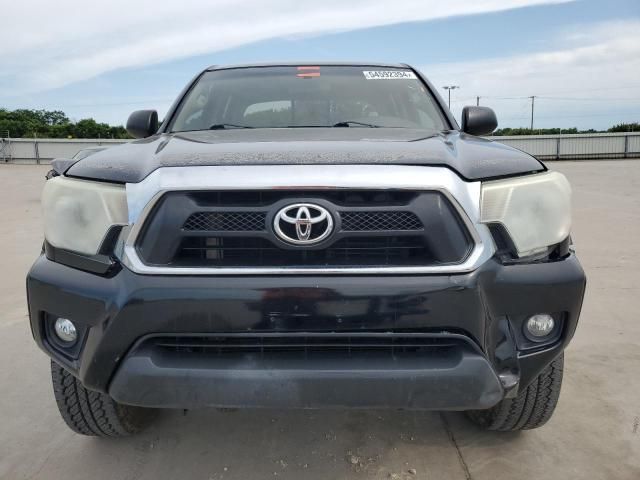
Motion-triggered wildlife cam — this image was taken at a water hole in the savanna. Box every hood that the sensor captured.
[66,128,545,183]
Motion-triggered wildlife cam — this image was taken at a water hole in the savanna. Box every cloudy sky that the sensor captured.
[1,0,638,130]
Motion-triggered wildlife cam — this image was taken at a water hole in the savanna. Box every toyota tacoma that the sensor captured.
[27,63,586,437]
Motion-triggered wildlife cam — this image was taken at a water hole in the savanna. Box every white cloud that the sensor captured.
[424,21,640,129]
[1,0,568,92]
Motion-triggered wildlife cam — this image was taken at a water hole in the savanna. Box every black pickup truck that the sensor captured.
[27,63,585,437]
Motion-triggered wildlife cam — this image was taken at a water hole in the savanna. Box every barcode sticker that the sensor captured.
[363,70,417,80]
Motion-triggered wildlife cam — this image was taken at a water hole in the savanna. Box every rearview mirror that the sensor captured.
[461,106,497,136]
[126,110,159,138]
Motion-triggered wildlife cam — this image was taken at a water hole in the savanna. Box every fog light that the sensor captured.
[525,314,555,338]
[54,318,77,343]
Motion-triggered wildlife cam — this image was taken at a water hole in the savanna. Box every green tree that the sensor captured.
[608,122,639,133]
[493,127,581,136]
[0,108,131,139]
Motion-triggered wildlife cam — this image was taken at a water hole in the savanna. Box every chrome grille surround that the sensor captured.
[120,165,495,274]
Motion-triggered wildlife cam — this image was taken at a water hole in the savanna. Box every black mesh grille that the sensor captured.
[183,212,266,231]
[340,211,422,231]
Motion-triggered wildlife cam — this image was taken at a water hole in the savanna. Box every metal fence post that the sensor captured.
[34,137,40,164]
[1,131,11,162]
[624,134,629,159]
[556,137,561,160]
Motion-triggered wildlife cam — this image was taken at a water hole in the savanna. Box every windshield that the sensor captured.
[169,66,448,132]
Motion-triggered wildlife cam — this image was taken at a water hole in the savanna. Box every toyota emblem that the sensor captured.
[273,203,334,245]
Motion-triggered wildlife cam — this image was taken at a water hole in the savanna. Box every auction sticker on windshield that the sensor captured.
[363,70,417,80]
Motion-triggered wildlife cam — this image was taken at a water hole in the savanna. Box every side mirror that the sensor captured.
[126,110,159,138]
[461,106,497,136]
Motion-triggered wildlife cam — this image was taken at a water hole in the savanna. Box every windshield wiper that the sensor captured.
[332,121,381,128]
[209,123,254,130]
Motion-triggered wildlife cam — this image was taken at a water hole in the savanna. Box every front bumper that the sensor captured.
[26,254,585,410]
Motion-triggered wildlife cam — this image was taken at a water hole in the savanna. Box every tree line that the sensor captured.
[0,109,130,139]
[0,108,637,139]
[493,123,639,136]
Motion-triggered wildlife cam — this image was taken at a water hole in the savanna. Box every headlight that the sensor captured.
[480,171,571,257]
[42,177,128,256]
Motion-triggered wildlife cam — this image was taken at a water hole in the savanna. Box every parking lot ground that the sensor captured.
[0,161,639,480]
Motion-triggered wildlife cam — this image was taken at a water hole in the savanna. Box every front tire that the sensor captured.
[467,353,564,431]
[50,360,155,437]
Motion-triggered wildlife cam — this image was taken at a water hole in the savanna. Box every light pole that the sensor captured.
[529,96,536,131]
[442,86,460,109]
